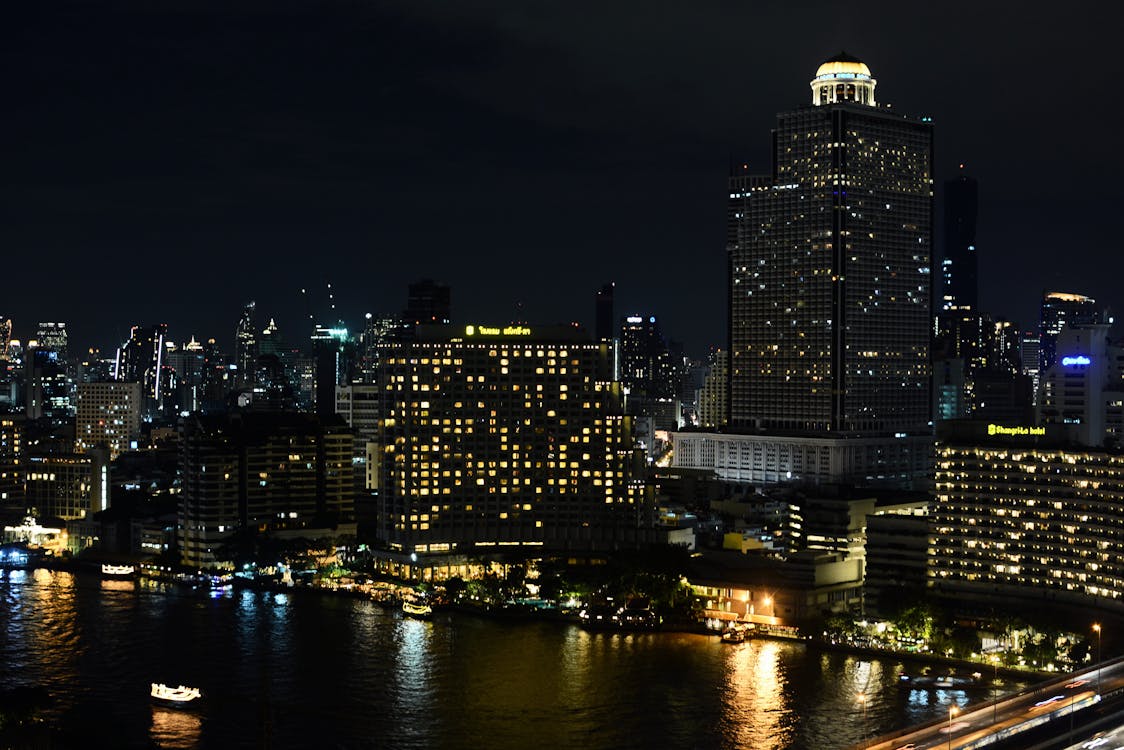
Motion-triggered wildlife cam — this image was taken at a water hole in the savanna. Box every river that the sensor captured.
[0,568,1023,749]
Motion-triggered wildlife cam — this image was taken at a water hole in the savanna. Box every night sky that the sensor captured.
[6,0,1122,356]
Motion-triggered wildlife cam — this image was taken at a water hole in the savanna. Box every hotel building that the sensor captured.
[373,324,650,563]
[931,420,1124,611]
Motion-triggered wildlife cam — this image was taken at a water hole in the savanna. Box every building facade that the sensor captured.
[373,324,650,560]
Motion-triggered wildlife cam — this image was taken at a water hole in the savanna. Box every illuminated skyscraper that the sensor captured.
[728,53,933,435]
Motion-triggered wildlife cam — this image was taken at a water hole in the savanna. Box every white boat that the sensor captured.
[721,628,746,644]
[151,683,203,708]
[402,599,433,618]
[101,564,136,577]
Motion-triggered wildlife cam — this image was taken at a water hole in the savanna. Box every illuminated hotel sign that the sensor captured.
[1061,355,1092,366]
[988,424,1046,437]
[465,325,532,337]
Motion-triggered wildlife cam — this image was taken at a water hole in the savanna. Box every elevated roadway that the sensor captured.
[850,656,1124,750]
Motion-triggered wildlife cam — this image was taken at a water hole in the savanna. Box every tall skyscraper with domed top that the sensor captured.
[728,53,933,437]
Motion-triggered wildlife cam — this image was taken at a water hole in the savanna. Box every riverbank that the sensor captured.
[4,562,1059,686]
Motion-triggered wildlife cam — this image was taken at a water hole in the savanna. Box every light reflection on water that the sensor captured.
[150,706,202,749]
[0,573,1028,750]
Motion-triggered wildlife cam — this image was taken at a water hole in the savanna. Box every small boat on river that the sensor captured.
[151,683,203,709]
[101,563,136,577]
[402,599,433,619]
[721,628,746,644]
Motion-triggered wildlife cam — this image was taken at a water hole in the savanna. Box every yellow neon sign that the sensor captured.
[988,424,1045,437]
[465,325,532,337]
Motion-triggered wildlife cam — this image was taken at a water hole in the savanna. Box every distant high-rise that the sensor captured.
[0,317,11,361]
[595,283,615,342]
[619,315,677,401]
[728,53,933,434]
[357,313,398,383]
[940,172,978,312]
[115,323,169,414]
[34,322,69,363]
[1039,292,1103,375]
[235,301,257,388]
[76,381,142,460]
[697,350,728,429]
[312,324,354,418]
[403,279,451,327]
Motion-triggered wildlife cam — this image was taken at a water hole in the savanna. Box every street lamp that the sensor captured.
[990,654,999,725]
[1093,623,1103,695]
[948,705,959,750]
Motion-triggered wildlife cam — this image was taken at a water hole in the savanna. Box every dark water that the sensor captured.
[0,569,1020,749]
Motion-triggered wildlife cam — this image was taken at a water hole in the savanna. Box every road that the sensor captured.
[853,657,1124,750]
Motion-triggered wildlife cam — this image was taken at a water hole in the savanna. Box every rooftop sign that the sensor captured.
[1061,355,1092,366]
[465,325,532,337]
[988,424,1045,437]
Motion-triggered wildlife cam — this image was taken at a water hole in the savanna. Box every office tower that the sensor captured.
[34,322,69,363]
[402,279,452,331]
[1037,323,1124,447]
[940,172,978,312]
[0,317,11,360]
[931,420,1124,612]
[177,411,354,567]
[166,337,206,413]
[595,283,615,342]
[75,382,142,460]
[619,315,678,400]
[1020,332,1040,400]
[312,325,355,418]
[357,313,398,383]
[728,54,933,435]
[697,350,728,429]
[0,415,23,509]
[24,342,72,422]
[115,323,169,414]
[235,301,257,388]
[1039,292,1103,375]
[258,318,282,356]
[373,324,649,562]
[619,315,682,430]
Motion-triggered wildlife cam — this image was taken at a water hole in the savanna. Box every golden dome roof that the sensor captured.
[814,52,872,79]
[815,60,872,78]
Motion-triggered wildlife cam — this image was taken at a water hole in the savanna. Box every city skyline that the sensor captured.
[7,1,1124,355]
